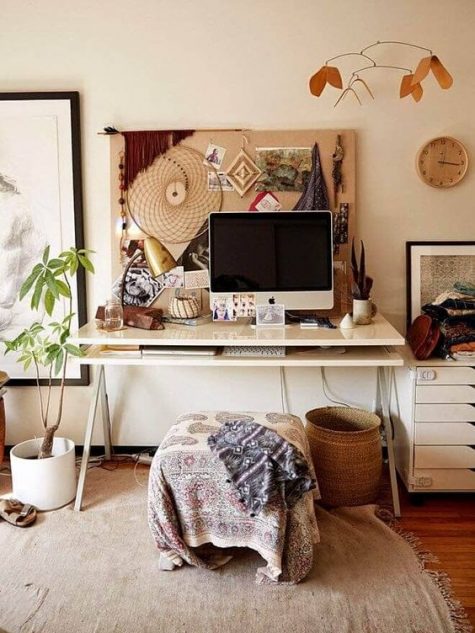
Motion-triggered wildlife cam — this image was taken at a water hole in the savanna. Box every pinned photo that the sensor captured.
[204,143,226,170]
[112,267,164,307]
[256,303,285,327]
[157,266,185,289]
[207,171,234,192]
[212,295,236,321]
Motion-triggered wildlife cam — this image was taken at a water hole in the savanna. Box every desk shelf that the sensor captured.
[70,314,404,348]
[75,345,403,368]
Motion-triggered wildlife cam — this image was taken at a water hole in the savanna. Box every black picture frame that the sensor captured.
[406,241,475,328]
[0,92,89,386]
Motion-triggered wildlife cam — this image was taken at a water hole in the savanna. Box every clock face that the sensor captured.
[416,136,469,188]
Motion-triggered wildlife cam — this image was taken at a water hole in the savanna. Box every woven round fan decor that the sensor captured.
[126,145,222,244]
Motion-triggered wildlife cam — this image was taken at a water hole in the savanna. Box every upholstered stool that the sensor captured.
[148,410,319,584]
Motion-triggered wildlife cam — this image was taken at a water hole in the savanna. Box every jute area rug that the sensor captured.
[0,465,469,633]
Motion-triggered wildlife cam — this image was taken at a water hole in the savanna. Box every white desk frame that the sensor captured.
[69,314,405,515]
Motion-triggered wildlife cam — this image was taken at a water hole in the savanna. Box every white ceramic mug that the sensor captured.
[352,299,376,325]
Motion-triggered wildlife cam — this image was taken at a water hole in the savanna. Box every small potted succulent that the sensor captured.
[350,239,375,325]
[5,246,94,510]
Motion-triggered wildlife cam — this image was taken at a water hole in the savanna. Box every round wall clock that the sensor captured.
[416,136,469,188]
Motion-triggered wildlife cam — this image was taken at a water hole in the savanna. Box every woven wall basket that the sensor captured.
[305,406,382,507]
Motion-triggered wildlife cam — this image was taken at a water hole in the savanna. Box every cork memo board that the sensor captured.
[109,129,356,316]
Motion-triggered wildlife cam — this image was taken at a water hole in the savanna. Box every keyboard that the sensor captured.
[142,345,218,356]
[221,345,286,357]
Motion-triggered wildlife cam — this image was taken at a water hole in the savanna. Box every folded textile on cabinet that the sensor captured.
[208,420,317,517]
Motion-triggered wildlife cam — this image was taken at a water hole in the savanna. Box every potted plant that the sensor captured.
[350,239,375,325]
[5,246,94,510]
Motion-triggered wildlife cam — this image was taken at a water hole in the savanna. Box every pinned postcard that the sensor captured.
[255,192,282,212]
[207,171,234,192]
[233,293,256,318]
[157,266,185,289]
[204,143,226,170]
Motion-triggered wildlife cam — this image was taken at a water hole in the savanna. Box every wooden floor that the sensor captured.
[397,486,475,627]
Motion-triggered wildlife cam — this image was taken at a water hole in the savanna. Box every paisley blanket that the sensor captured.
[148,411,320,584]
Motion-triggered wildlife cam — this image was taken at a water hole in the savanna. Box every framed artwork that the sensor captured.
[0,92,88,385]
[406,241,475,327]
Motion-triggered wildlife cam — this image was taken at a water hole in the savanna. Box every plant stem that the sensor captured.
[33,354,46,428]
[44,364,53,426]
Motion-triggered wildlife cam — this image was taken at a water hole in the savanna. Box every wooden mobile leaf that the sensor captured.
[309,65,342,97]
[411,83,424,102]
[326,66,343,89]
[309,66,328,97]
[400,74,417,98]
[412,56,432,85]
[430,56,453,89]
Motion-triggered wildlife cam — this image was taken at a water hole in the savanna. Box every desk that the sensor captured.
[70,314,405,514]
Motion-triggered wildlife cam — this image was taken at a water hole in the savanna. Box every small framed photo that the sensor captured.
[256,303,285,327]
[212,295,236,322]
[406,241,475,326]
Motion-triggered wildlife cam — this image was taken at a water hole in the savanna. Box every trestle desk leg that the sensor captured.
[100,367,112,460]
[74,366,104,511]
[377,367,401,518]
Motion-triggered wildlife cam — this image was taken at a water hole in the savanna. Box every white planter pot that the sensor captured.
[10,437,77,511]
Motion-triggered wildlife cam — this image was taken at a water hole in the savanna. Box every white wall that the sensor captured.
[2,0,475,446]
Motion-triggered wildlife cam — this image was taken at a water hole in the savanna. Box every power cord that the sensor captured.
[321,367,350,407]
[279,366,288,414]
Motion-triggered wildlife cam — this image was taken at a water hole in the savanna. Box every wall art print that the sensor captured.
[0,92,88,385]
[406,241,475,327]
[255,147,312,192]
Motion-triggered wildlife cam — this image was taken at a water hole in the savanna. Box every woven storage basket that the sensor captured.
[305,406,382,507]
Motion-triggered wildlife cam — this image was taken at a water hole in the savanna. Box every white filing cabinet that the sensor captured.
[392,346,475,493]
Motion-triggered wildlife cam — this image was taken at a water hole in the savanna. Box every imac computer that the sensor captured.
[208,211,333,311]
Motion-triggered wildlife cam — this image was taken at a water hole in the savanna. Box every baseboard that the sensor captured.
[3,445,158,457]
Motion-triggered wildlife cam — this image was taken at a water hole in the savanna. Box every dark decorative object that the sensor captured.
[293,143,330,211]
[351,239,373,300]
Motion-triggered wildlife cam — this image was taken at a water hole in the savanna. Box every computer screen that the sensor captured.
[209,211,333,310]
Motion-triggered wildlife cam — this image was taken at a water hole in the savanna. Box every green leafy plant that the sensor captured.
[351,239,373,300]
[5,246,94,459]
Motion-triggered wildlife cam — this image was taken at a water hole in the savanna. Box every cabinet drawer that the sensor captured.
[415,403,475,422]
[415,445,475,469]
[413,468,475,491]
[415,422,475,445]
[416,385,475,404]
[416,366,475,385]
